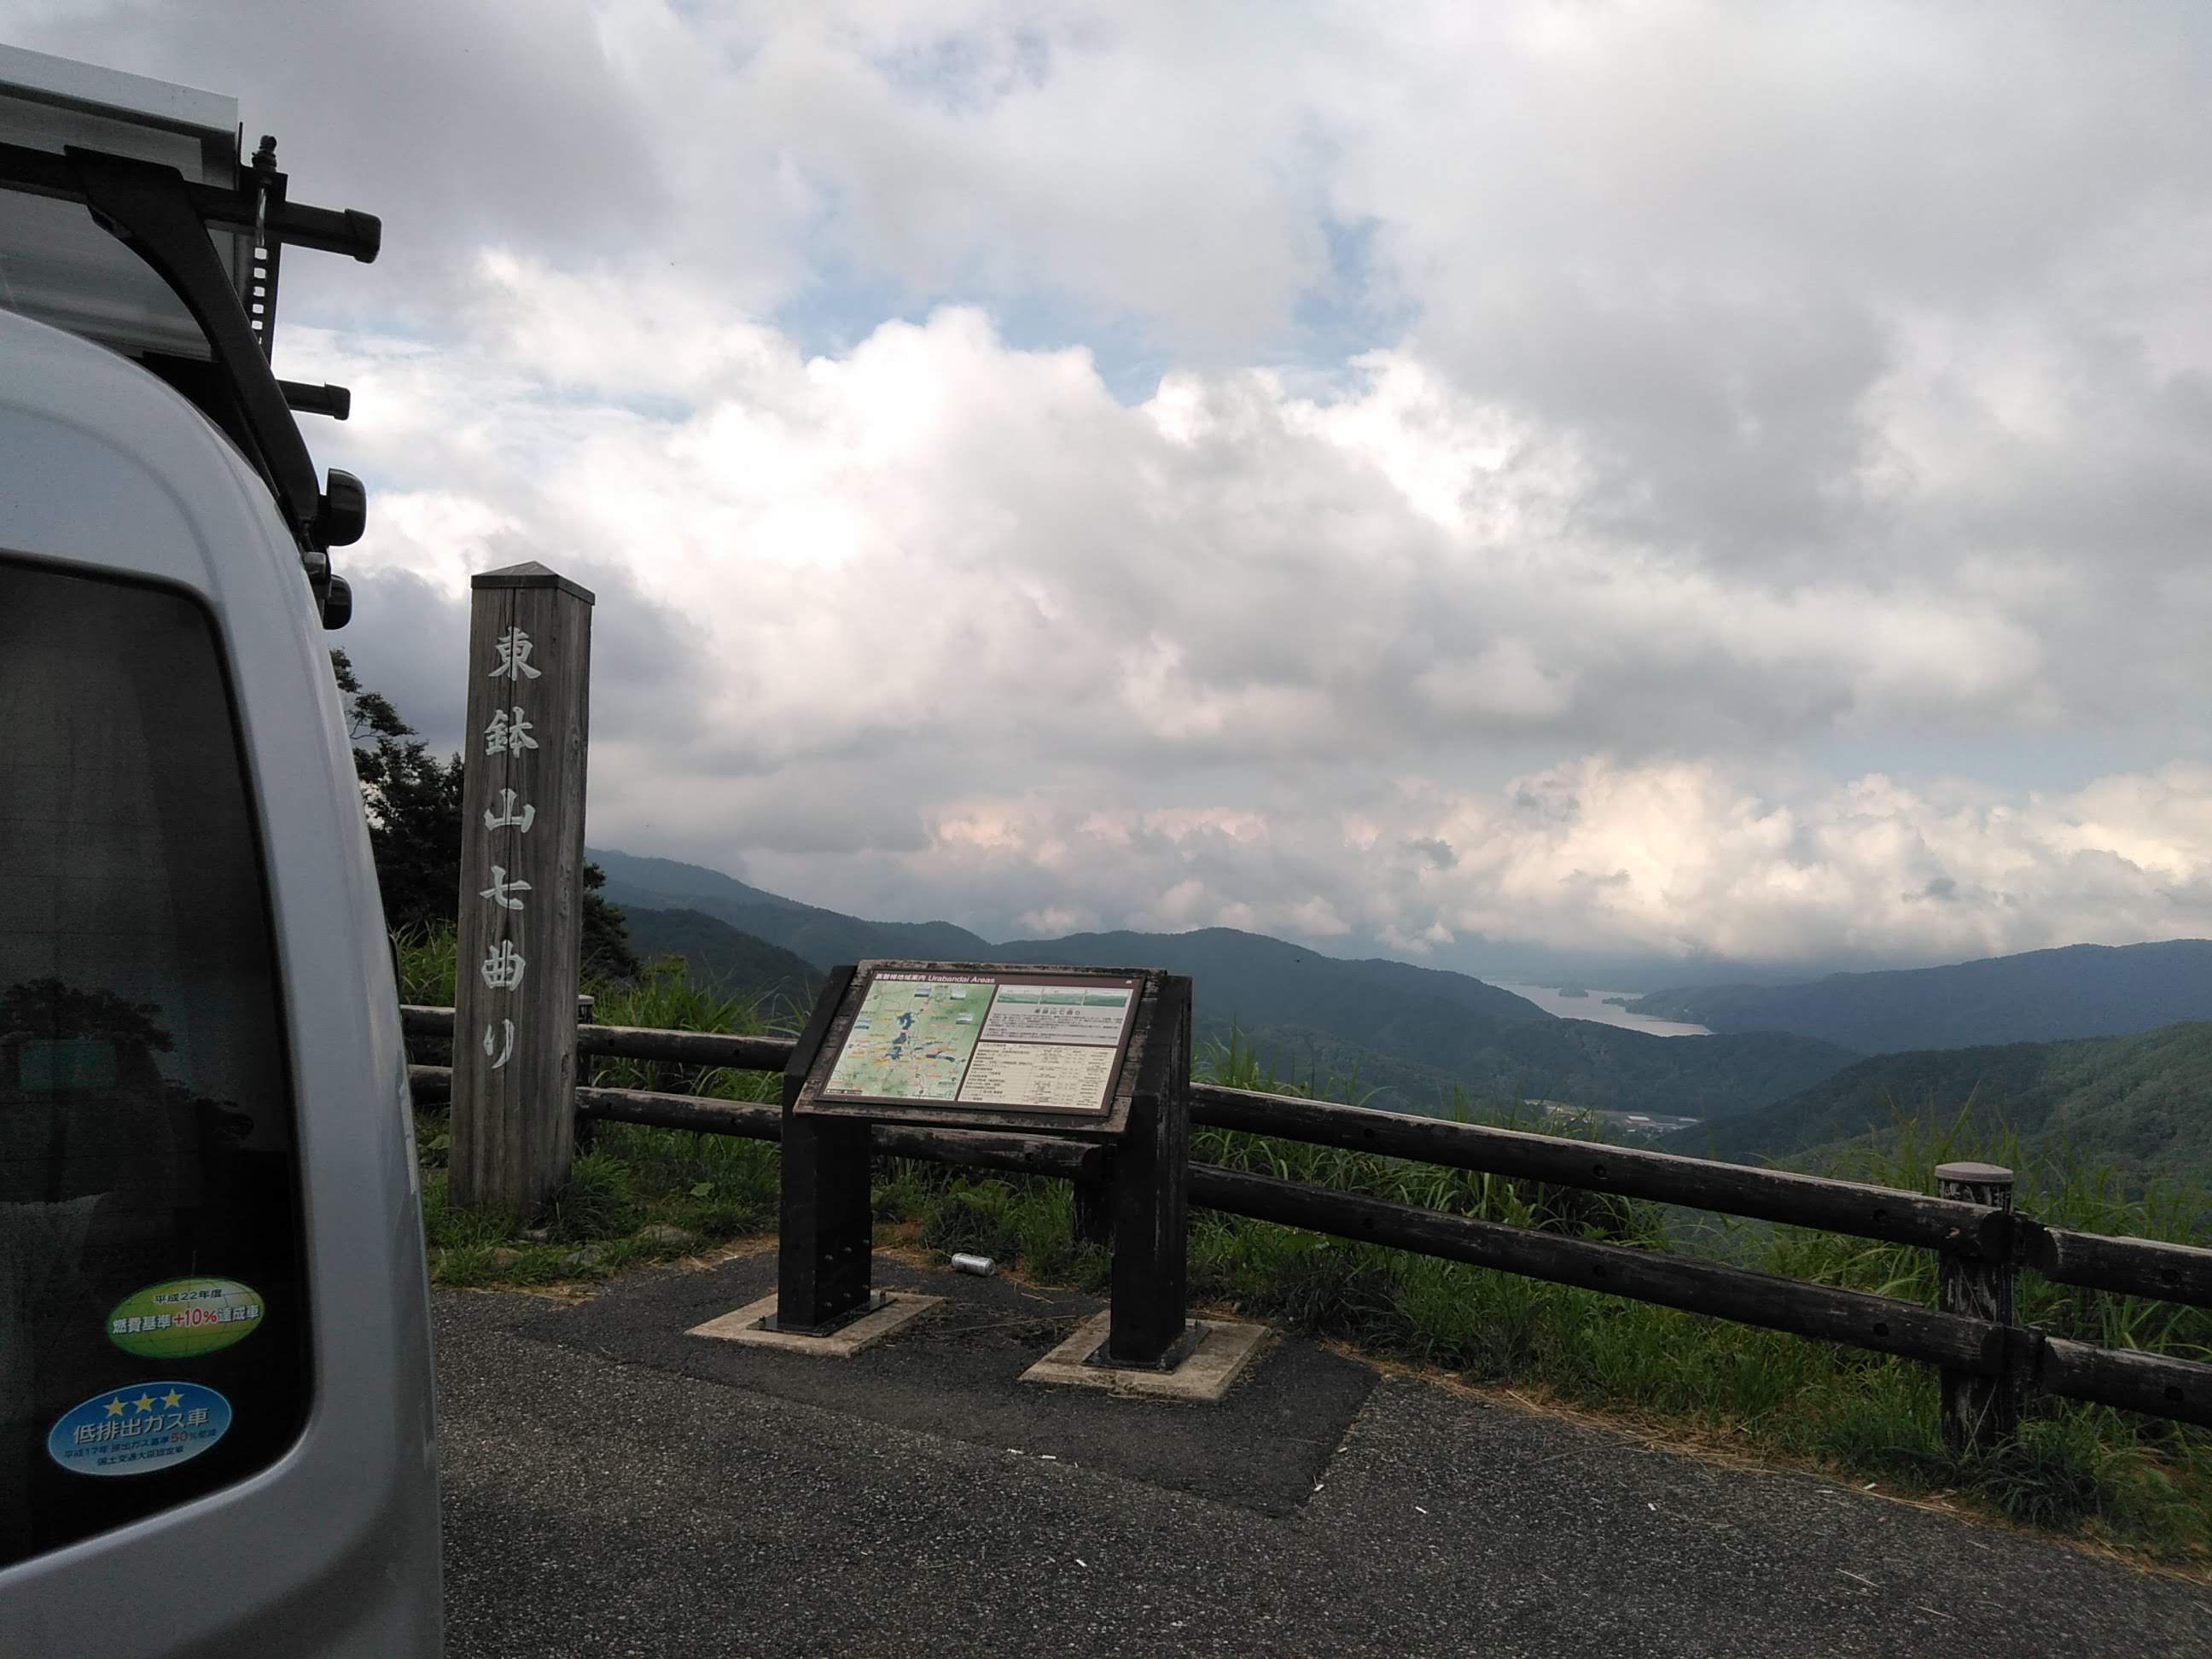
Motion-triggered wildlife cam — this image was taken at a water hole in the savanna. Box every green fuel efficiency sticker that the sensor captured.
[107,1278,264,1358]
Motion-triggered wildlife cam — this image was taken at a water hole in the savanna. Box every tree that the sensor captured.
[333,649,466,934]
[330,651,636,981]
[581,860,642,983]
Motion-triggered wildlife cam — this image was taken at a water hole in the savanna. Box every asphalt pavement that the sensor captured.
[434,1253,2212,1658]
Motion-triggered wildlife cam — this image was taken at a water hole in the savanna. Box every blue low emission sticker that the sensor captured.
[47,1382,232,1478]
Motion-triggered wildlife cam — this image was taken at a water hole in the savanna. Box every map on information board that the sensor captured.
[819,969,1141,1115]
[822,976,992,1101]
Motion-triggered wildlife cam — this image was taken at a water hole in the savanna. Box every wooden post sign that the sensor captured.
[450,561,594,1214]
[783,962,1193,1366]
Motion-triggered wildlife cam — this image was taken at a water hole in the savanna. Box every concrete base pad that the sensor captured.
[1020,1313,1271,1401]
[521,1254,1373,1513]
[687,1291,943,1358]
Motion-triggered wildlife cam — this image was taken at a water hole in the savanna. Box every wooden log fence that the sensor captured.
[1185,1162,2006,1375]
[411,1062,1097,1185]
[402,1005,790,1074]
[400,1006,2212,1441]
[1189,1081,2013,1259]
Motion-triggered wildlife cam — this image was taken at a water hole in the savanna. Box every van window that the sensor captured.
[0,556,309,1568]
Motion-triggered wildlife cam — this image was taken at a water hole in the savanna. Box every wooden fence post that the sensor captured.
[1935,1160,2018,1455]
[573,993,598,1153]
[450,561,594,1215]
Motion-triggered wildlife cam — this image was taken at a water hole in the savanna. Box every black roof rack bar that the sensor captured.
[0,131,375,629]
[242,136,284,361]
[0,137,381,261]
[61,144,328,552]
[278,380,352,420]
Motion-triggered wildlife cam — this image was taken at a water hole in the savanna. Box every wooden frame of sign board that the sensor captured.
[778,961,1193,1367]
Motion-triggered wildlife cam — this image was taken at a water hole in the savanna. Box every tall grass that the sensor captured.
[1182,1038,2210,1558]
[583,957,790,1103]
[400,939,2210,1561]
[406,926,787,1283]
[392,922,457,1005]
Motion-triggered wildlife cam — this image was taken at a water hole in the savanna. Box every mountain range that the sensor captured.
[592,849,1854,1119]
[590,847,2212,1181]
[1625,940,2212,1052]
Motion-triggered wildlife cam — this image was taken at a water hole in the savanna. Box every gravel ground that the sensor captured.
[435,1267,2212,1658]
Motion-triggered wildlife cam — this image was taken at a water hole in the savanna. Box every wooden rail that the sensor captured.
[1186,1162,2007,1375]
[2040,1336,2212,1426]
[402,1005,794,1074]
[400,1007,2212,1435]
[412,1063,1097,1183]
[2029,1225,2212,1310]
[1190,1083,2011,1259]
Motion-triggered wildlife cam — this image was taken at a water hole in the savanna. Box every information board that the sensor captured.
[778,959,1192,1361]
[817,969,1141,1116]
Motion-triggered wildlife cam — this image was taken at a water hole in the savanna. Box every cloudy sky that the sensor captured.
[16,2,2212,981]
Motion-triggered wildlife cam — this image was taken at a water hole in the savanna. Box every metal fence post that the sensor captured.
[1935,1160,2018,1455]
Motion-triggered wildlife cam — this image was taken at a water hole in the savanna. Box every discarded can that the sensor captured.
[950,1253,997,1277]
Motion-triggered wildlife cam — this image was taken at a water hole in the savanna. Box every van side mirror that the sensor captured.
[317,468,366,547]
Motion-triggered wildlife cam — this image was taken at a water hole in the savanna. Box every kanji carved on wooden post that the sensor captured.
[450,561,594,1214]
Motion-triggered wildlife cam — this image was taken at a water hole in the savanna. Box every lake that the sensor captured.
[1487,981,1712,1038]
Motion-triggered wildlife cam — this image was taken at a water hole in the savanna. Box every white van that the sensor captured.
[0,47,440,1656]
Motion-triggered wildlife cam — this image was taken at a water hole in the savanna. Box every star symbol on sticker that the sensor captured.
[133,1394,155,1413]
[161,1388,183,1408]
[103,1397,125,1417]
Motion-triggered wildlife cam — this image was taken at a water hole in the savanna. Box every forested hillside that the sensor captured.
[599,876,995,969]
[1626,940,2212,1053]
[1213,1016,1856,1121]
[619,907,822,1014]
[1672,1020,2212,1186]
[1478,1019,1857,1121]
[586,847,806,914]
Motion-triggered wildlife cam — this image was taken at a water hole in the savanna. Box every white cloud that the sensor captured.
[15,0,2212,969]
[288,278,2105,754]
[784,756,2212,969]
[280,253,2212,962]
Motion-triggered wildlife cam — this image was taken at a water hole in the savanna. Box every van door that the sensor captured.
[0,559,316,1564]
[0,315,442,1656]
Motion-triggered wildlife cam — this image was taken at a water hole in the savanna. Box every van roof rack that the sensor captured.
[0,46,381,621]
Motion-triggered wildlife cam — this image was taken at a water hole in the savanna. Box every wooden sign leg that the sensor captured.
[775,967,875,1333]
[1104,977,1191,1368]
[776,1115,874,1333]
